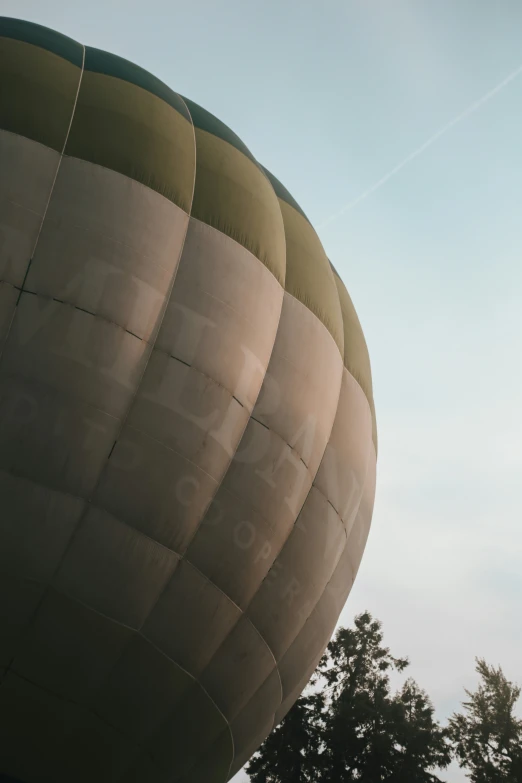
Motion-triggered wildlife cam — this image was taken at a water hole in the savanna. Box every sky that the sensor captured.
[3,1,522,780]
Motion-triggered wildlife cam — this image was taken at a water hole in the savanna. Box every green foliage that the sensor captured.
[246,612,451,782]
[449,658,522,782]
[245,695,323,783]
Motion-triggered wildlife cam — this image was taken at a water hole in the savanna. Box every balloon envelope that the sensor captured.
[0,16,377,783]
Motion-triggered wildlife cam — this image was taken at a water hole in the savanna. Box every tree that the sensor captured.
[246,693,323,783]
[449,658,522,782]
[247,612,451,782]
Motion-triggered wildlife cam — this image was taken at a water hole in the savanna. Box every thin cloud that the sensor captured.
[319,62,522,229]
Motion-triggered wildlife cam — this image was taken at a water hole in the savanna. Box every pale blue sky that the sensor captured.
[4,1,522,780]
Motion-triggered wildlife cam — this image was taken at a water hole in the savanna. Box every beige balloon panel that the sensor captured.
[229,451,377,777]
[0,70,376,783]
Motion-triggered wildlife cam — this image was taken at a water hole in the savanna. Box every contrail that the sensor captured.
[318,62,522,229]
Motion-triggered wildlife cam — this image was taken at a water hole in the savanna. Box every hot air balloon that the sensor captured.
[0,16,377,783]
